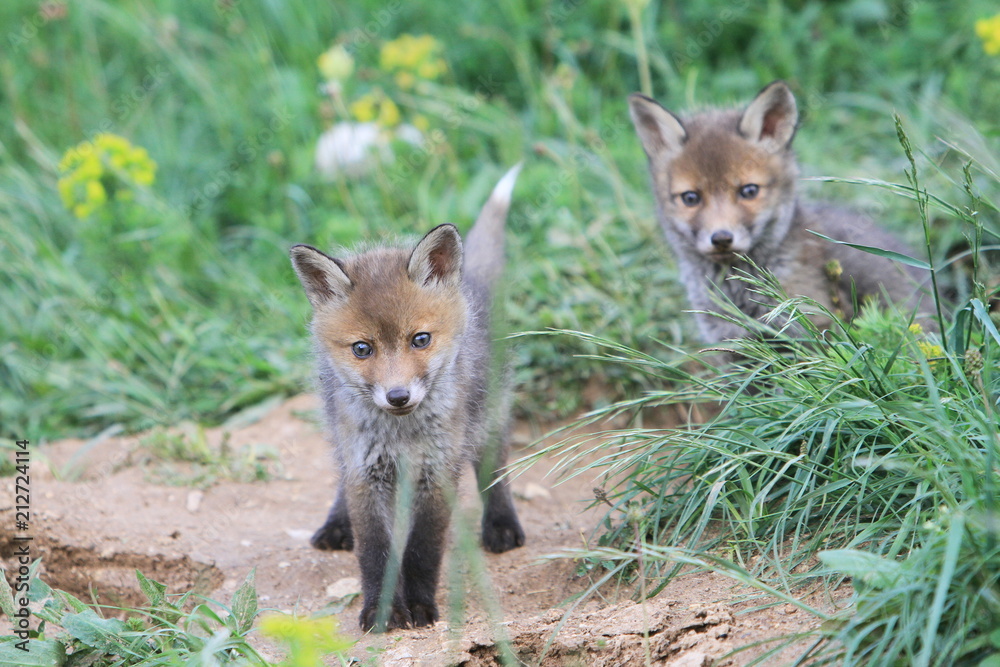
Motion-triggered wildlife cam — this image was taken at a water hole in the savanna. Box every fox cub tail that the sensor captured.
[462,163,522,296]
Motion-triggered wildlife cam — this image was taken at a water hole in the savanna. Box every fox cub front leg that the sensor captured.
[348,482,412,632]
[348,481,452,632]
[311,485,354,551]
[400,487,451,627]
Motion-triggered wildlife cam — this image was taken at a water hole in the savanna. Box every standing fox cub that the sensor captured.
[629,80,926,343]
[289,166,525,632]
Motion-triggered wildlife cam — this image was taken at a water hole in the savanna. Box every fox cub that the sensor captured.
[289,166,525,632]
[628,80,926,344]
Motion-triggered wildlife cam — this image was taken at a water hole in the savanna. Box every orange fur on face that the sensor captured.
[311,248,467,408]
[655,115,798,259]
[629,81,930,346]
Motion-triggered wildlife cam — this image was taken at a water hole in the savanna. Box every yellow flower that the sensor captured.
[73,202,92,219]
[908,323,923,335]
[259,613,352,666]
[412,114,430,132]
[917,341,944,359]
[416,58,446,80]
[380,34,446,81]
[350,94,378,123]
[350,91,402,128]
[378,97,401,127]
[57,133,156,219]
[380,39,403,71]
[85,180,107,207]
[395,70,416,90]
[412,35,437,63]
[976,14,1000,54]
[317,44,354,82]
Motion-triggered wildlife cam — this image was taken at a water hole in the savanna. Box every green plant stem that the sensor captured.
[627,1,653,96]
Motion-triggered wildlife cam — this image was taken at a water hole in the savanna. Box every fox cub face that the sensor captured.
[290,225,467,416]
[629,81,801,262]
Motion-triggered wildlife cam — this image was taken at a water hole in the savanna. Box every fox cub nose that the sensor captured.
[710,230,734,250]
[385,388,411,408]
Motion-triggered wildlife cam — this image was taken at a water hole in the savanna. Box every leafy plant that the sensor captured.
[0,564,274,666]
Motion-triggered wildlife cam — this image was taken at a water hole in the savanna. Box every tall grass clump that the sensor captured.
[4,0,998,439]
[521,125,1000,663]
[0,563,353,667]
[0,0,688,439]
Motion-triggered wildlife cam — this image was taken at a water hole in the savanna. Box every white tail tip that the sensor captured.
[490,161,523,206]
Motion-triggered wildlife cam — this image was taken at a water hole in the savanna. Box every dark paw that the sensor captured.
[481,514,526,553]
[408,601,438,627]
[310,520,354,551]
[360,603,412,632]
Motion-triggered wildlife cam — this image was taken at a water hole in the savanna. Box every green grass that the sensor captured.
[520,131,1000,663]
[3,0,998,440]
[3,1,1000,662]
[127,425,282,488]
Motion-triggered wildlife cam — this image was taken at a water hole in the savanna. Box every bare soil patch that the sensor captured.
[2,395,841,665]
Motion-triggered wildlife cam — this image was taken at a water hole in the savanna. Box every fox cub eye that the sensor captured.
[411,332,432,349]
[738,184,760,199]
[351,341,374,358]
[678,191,701,207]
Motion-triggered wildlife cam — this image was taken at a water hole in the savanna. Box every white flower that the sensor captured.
[314,122,425,178]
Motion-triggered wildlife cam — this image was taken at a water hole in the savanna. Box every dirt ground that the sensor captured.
[1,395,842,666]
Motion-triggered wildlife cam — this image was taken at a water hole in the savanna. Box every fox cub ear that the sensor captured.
[739,80,798,152]
[408,224,463,287]
[289,245,353,308]
[628,93,687,161]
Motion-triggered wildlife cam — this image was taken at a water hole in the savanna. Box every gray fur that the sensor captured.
[630,81,928,344]
[293,166,524,632]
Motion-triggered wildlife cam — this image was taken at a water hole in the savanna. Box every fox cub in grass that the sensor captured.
[289,166,525,632]
[629,80,926,344]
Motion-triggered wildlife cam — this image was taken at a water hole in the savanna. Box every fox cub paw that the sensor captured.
[481,514,526,553]
[360,603,413,632]
[408,601,439,628]
[310,519,354,551]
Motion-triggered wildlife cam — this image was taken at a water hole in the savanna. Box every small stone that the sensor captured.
[709,623,730,639]
[382,647,416,666]
[186,490,203,513]
[667,651,709,667]
[519,482,552,501]
[325,577,361,599]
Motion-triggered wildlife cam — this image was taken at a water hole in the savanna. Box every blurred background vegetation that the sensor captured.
[2,0,998,440]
